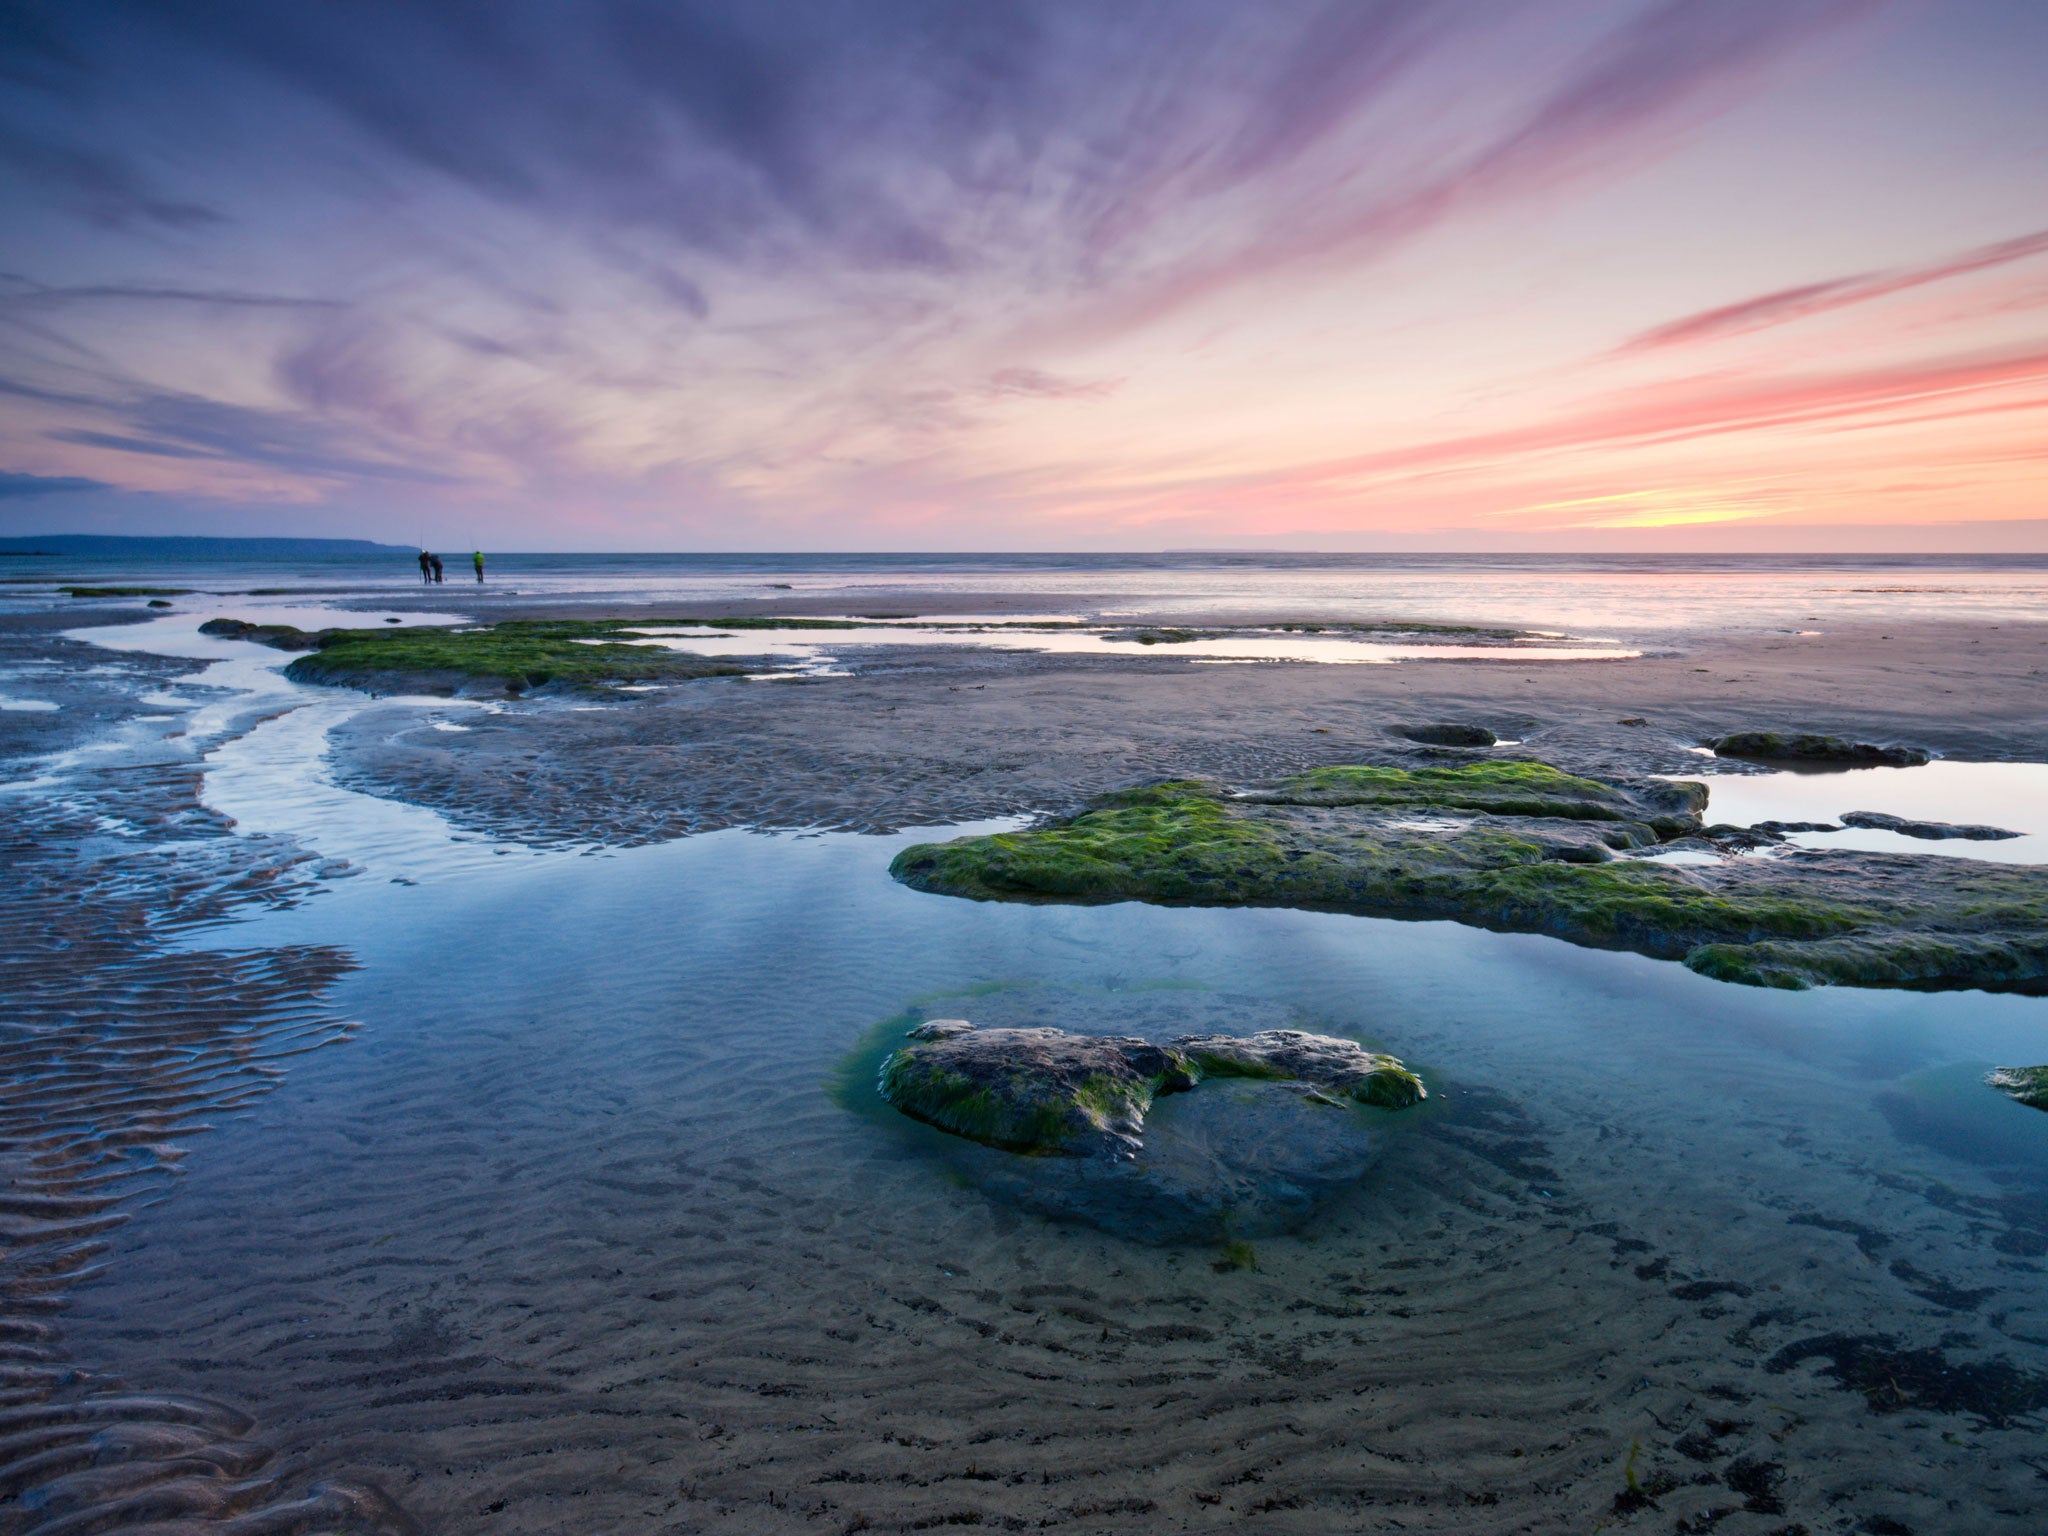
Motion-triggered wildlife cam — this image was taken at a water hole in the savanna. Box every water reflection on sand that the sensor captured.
[612,620,1640,672]
[1697,759,2048,864]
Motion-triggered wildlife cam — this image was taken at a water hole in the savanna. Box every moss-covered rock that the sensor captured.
[1175,1031,1425,1109]
[890,761,2048,994]
[877,1020,1422,1157]
[1987,1066,2048,1111]
[1712,731,1929,767]
[189,617,760,693]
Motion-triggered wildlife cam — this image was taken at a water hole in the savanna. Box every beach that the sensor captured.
[327,608,2048,845]
[4,556,2048,1535]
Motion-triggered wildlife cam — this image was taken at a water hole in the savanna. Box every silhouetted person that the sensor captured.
[429,553,444,583]
[418,549,432,584]
[473,549,485,583]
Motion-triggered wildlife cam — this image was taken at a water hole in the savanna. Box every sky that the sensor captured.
[2,0,2045,551]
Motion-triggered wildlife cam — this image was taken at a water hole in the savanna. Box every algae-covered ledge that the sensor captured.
[889,760,2048,995]
[202,616,763,694]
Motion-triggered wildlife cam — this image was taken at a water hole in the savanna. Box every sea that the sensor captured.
[8,547,2048,631]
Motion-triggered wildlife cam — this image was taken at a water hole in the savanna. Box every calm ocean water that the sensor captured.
[9,549,2048,632]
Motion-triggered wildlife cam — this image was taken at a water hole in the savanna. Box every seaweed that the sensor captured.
[1765,1333,2048,1425]
[891,761,2048,995]
[875,1023,1422,1156]
[258,619,758,692]
[1213,1240,1257,1272]
[1986,1065,2048,1110]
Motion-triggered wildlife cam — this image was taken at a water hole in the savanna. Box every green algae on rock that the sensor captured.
[1986,1066,2048,1111]
[877,1020,1422,1157]
[889,761,2048,994]
[284,621,755,694]
[194,616,758,693]
[1711,730,1929,767]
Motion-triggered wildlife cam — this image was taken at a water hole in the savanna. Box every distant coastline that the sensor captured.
[0,534,416,557]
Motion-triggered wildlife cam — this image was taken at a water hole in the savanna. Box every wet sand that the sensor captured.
[326,609,2048,844]
[6,598,2048,1535]
[0,621,413,1534]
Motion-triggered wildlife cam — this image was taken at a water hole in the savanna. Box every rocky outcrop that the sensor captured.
[877,1020,1422,1158]
[889,760,2048,994]
[1399,723,1497,748]
[198,617,327,650]
[1840,811,2020,841]
[1711,731,1929,767]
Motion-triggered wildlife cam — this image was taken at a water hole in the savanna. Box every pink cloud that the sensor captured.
[1623,228,2048,350]
[1283,344,2048,486]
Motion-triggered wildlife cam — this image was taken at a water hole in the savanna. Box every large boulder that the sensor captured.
[872,1015,1428,1243]
[878,1021,1422,1158]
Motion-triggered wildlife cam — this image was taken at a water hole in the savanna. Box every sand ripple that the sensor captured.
[0,762,414,1534]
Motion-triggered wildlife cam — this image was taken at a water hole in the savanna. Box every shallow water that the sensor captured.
[18,594,2048,1531]
[1697,760,2048,864]
[72,798,2048,1530]
[616,621,1639,671]
[12,550,2048,635]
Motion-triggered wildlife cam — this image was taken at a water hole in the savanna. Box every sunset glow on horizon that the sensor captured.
[2,0,2045,550]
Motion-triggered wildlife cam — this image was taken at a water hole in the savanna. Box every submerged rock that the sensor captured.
[1711,731,1929,767]
[881,1022,1194,1157]
[1399,722,1497,748]
[960,1077,1391,1243]
[889,760,2048,994]
[879,1021,1422,1158]
[1840,811,2020,841]
[1987,1066,2048,1111]
[874,1017,1426,1243]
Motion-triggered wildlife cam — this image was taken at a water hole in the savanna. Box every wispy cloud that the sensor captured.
[0,279,342,311]
[1624,228,2048,350]
[978,368,1120,401]
[0,468,108,498]
[0,122,222,230]
[1199,344,2048,504]
[51,392,457,483]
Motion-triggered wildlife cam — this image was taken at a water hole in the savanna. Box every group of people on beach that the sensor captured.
[418,549,485,584]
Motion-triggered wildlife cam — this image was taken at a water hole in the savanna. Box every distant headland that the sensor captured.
[0,534,418,557]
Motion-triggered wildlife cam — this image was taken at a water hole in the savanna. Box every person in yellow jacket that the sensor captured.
[472,549,485,583]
